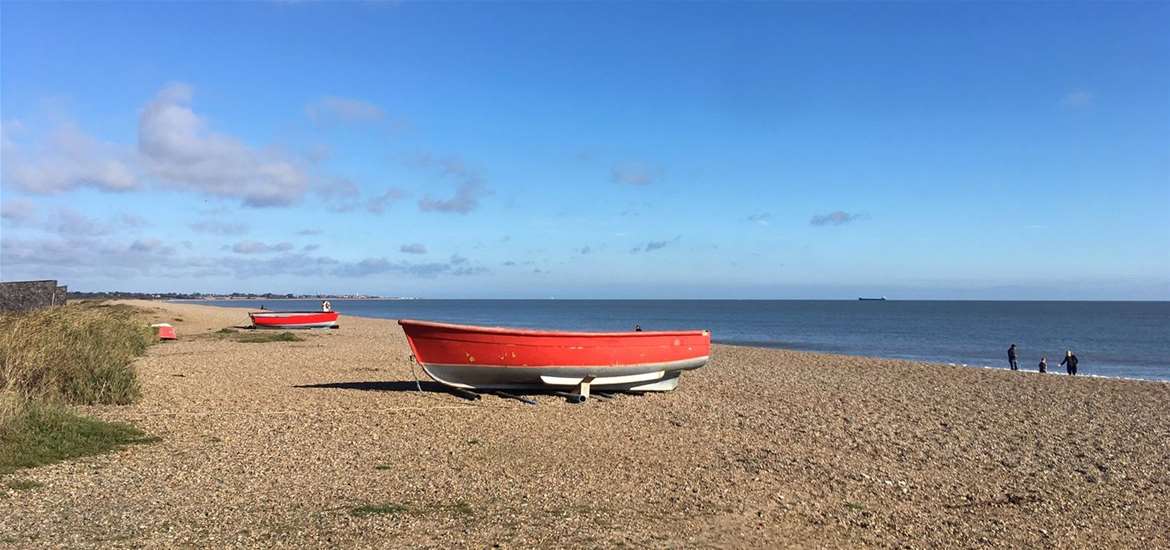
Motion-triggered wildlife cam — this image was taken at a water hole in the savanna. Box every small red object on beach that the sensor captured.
[151,323,177,341]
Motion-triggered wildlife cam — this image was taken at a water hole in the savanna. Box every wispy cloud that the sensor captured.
[1060,90,1094,109]
[332,256,487,278]
[129,238,174,255]
[314,177,362,212]
[0,234,489,282]
[1,123,139,194]
[52,208,112,236]
[231,240,295,254]
[190,220,249,235]
[1,236,220,281]
[120,213,151,228]
[610,162,662,186]
[578,245,592,255]
[296,228,322,236]
[305,96,385,125]
[810,211,864,226]
[0,199,38,225]
[50,208,152,237]
[746,212,771,226]
[400,243,427,255]
[367,187,409,214]
[630,236,680,254]
[409,153,491,214]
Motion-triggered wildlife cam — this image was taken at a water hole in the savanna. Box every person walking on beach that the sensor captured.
[1060,350,1079,376]
[1007,344,1019,371]
[1038,355,1048,374]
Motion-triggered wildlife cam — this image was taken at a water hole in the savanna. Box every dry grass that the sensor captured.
[0,303,156,474]
[0,303,152,405]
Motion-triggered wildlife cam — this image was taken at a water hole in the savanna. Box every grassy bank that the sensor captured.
[1,303,156,473]
[1,303,151,405]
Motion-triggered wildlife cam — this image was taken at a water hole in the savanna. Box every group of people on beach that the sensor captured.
[1008,344,1079,375]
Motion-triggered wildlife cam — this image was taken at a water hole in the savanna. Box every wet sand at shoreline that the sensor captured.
[2,300,1168,548]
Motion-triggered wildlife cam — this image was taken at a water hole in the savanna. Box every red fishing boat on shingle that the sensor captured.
[399,319,710,397]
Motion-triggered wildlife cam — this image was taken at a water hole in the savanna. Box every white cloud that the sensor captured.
[306,96,385,124]
[138,83,310,207]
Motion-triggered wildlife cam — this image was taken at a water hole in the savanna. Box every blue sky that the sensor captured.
[1,2,1167,299]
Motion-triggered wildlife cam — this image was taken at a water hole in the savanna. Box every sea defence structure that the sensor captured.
[0,279,68,313]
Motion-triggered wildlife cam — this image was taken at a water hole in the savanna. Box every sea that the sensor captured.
[195,299,1170,382]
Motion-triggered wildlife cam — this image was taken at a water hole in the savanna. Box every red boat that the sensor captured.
[398,320,710,395]
[249,310,339,329]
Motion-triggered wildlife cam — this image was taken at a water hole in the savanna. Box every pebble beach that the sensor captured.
[2,300,1168,548]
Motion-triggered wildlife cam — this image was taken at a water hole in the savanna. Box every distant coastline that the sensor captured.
[178,297,413,302]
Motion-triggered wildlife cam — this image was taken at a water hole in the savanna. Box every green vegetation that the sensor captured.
[233,331,303,344]
[0,394,157,474]
[350,503,409,516]
[0,303,157,474]
[4,478,43,491]
[206,329,304,344]
[349,501,474,517]
[448,501,474,515]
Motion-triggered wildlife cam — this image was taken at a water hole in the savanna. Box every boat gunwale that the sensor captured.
[398,318,709,339]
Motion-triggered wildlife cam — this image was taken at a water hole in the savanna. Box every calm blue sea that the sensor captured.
[194,300,1170,382]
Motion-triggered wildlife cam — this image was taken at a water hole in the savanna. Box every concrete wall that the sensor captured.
[0,280,67,313]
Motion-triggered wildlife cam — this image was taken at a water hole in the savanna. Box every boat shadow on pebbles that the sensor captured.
[294,380,451,394]
[292,380,636,405]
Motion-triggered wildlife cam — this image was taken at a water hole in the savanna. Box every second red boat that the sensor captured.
[250,310,339,329]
